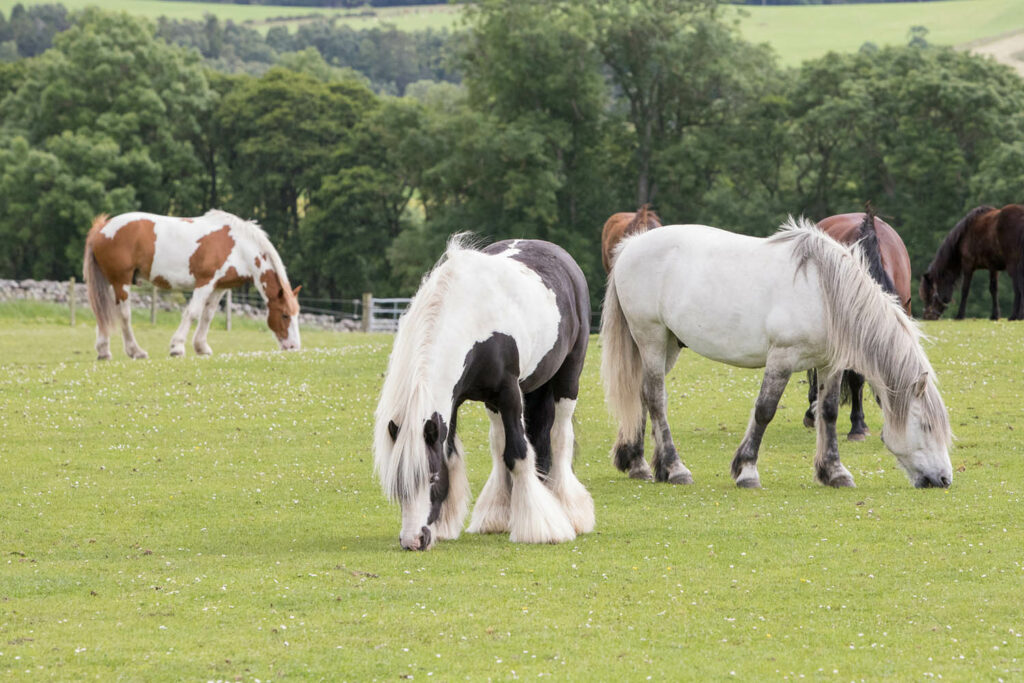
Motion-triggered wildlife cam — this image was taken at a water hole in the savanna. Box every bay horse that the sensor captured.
[919,204,1024,320]
[83,210,301,360]
[803,210,912,441]
[600,205,662,272]
[374,235,594,550]
[601,218,953,490]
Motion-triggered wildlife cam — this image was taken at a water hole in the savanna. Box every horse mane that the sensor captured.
[771,217,951,447]
[373,232,479,501]
[925,205,995,282]
[202,209,293,291]
[856,208,896,294]
[625,204,662,235]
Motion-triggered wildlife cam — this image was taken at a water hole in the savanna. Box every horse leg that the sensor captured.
[955,269,973,319]
[493,382,574,544]
[813,371,855,487]
[435,433,470,541]
[116,293,148,360]
[803,369,817,428]
[467,409,512,535]
[94,287,113,361]
[545,396,595,535]
[846,370,869,441]
[989,270,1001,320]
[639,336,692,485]
[170,286,212,356]
[1011,262,1024,321]
[731,363,791,489]
[192,289,226,356]
[612,409,652,481]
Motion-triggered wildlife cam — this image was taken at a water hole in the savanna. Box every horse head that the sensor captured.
[878,372,953,488]
[918,271,951,320]
[261,270,301,350]
[382,412,451,551]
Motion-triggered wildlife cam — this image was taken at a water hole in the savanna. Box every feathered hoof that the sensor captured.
[509,475,575,544]
[628,459,654,481]
[846,431,867,442]
[194,344,213,356]
[169,347,185,358]
[658,460,693,485]
[817,464,856,488]
[467,502,510,535]
[803,413,815,429]
[128,348,149,360]
[96,353,111,361]
[557,484,595,535]
[734,464,762,489]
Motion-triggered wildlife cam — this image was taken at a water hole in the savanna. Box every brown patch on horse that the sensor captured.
[254,255,261,269]
[261,270,298,340]
[216,266,252,289]
[601,205,663,272]
[189,226,235,288]
[151,275,172,290]
[87,218,158,302]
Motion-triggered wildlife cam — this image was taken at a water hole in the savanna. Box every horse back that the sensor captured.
[818,213,912,314]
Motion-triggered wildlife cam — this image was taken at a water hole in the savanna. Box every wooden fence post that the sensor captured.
[361,292,373,333]
[69,277,75,326]
[225,289,232,331]
[150,283,157,324]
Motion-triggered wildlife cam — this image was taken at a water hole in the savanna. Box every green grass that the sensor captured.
[5,0,1024,64]
[1,302,1022,678]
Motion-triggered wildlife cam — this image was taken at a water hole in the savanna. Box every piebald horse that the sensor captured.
[374,236,594,550]
[600,205,662,273]
[601,217,953,489]
[804,210,912,440]
[83,210,301,360]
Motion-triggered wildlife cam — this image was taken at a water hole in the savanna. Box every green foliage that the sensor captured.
[0,315,1021,678]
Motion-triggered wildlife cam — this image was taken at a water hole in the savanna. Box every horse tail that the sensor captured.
[600,273,644,443]
[856,206,896,294]
[83,215,116,332]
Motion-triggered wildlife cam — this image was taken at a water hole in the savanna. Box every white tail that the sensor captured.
[600,274,644,442]
[83,216,116,334]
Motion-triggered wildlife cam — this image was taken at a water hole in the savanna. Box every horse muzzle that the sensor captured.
[914,473,952,489]
[400,526,433,551]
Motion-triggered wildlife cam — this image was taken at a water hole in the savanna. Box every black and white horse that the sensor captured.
[374,235,595,550]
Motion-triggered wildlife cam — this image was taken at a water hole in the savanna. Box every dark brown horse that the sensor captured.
[601,205,661,272]
[920,204,1024,320]
[804,211,912,441]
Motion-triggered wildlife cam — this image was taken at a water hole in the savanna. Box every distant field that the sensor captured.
[3,0,1024,64]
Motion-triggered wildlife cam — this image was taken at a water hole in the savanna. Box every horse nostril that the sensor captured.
[940,475,951,488]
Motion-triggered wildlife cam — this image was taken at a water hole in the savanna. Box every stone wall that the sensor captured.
[0,279,359,331]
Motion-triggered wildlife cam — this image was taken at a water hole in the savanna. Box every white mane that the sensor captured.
[202,209,292,291]
[771,217,951,446]
[373,233,479,501]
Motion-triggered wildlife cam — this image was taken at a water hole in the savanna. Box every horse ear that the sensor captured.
[292,285,302,298]
[388,420,399,441]
[914,372,929,399]
[423,419,439,446]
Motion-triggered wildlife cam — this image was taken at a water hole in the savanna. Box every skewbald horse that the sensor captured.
[600,205,662,272]
[83,210,301,360]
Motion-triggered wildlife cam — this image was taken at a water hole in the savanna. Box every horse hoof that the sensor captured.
[628,462,654,481]
[169,349,184,357]
[668,471,694,485]
[97,354,111,361]
[803,414,815,428]
[736,476,761,489]
[829,475,856,488]
[132,351,149,360]
[847,432,867,442]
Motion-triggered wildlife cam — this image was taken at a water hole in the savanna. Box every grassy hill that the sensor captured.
[3,0,1024,64]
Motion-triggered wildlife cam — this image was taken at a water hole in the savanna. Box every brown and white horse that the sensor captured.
[83,210,301,360]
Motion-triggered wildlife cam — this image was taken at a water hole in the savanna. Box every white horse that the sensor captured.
[374,236,594,550]
[83,210,301,359]
[601,217,953,489]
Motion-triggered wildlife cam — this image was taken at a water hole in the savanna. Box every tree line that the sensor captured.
[1,1,1022,315]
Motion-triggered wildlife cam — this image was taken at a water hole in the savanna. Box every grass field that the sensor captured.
[1,301,1022,679]
[3,0,1024,65]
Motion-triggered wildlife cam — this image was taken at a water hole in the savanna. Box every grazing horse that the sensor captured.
[83,210,301,360]
[600,205,662,272]
[601,218,953,489]
[920,204,1024,320]
[803,211,912,441]
[374,235,594,551]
